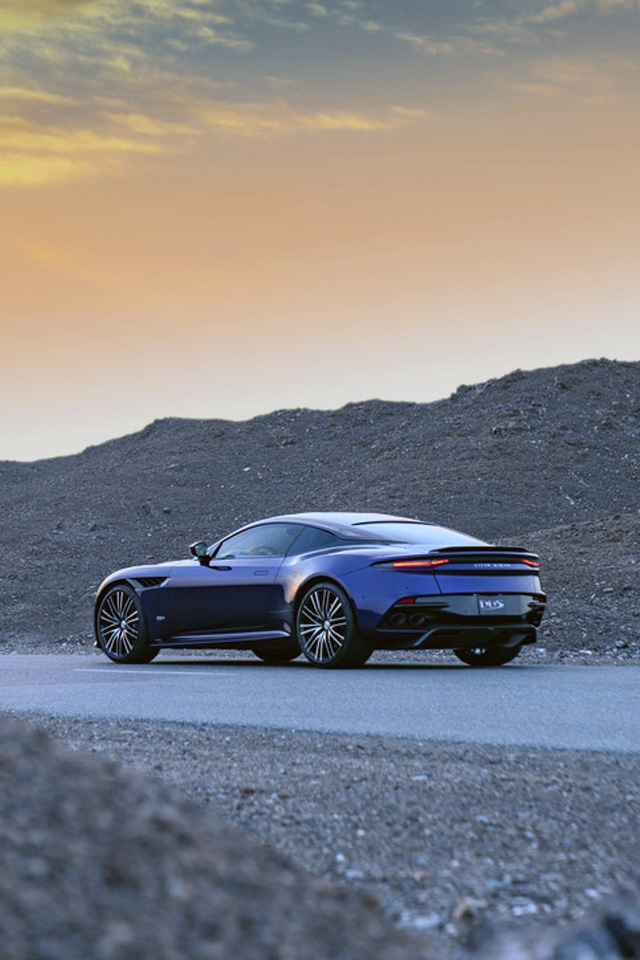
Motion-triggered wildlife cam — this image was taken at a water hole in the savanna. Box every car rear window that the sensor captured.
[354,522,485,547]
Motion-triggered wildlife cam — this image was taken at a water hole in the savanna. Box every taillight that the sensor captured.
[391,558,449,569]
[521,558,539,568]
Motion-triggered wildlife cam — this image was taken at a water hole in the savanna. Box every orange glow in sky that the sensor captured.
[1,0,639,459]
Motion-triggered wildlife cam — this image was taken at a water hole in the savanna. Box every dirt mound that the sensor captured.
[1,357,639,652]
[0,713,418,960]
[517,512,640,659]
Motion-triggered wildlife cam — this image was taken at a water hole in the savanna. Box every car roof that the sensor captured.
[240,512,432,541]
[261,511,429,526]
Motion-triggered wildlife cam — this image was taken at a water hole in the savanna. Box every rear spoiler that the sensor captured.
[371,547,540,570]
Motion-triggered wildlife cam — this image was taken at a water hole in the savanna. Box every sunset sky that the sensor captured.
[1,0,639,460]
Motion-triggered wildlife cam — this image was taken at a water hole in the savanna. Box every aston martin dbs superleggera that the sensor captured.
[94,512,546,668]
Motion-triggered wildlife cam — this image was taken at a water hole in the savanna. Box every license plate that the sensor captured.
[477,596,508,615]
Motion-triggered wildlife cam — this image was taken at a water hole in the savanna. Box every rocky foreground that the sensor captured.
[0,714,415,960]
[6,712,640,960]
[1,357,640,659]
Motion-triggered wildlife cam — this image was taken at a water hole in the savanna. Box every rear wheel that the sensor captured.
[453,644,522,667]
[96,584,159,664]
[251,639,300,664]
[296,582,372,669]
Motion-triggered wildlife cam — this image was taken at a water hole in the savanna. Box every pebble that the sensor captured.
[511,901,539,917]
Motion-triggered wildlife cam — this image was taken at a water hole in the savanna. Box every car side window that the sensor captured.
[288,526,342,555]
[215,523,302,559]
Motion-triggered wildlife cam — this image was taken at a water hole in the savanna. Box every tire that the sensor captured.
[96,583,159,664]
[453,644,522,667]
[251,639,300,664]
[295,582,372,669]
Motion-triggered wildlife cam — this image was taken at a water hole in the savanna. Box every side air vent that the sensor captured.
[136,577,168,588]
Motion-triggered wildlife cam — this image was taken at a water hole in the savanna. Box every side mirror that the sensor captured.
[189,540,210,566]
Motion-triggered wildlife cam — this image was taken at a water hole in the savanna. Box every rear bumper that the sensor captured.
[413,624,536,650]
[369,592,545,651]
[373,624,538,651]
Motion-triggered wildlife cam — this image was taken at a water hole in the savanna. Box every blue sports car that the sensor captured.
[94,512,545,668]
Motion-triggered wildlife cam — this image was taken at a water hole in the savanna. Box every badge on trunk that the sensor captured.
[478,597,506,614]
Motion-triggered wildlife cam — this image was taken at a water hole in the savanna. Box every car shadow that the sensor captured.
[152,657,536,671]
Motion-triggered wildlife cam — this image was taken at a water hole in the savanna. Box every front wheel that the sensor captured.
[96,584,159,664]
[453,644,522,667]
[296,582,372,669]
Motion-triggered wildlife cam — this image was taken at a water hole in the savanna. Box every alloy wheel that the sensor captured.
[298,587,348,664]
[98,589,140,659]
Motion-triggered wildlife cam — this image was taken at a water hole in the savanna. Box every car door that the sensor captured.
[169,523,303,635]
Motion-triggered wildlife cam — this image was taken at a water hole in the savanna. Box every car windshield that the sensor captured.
[215,523,302,559]
[354,522,485,548]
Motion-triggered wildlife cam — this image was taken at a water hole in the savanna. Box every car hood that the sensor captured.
[97,558,195,593]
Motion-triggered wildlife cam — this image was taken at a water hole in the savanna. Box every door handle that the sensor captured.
[254,569,269,577]
[209,565,232,571]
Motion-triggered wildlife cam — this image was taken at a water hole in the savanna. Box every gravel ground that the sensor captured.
[16,712,640,958]
[0,713,421,960]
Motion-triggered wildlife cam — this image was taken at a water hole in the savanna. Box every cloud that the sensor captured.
[0,87,74,104]
[535,58,613,89]
[397,30,505,59]
[0,0,91,28]
[1,126,168,155]
[0,0,88,13]
[0,153,95,186]
[529,0,582,23]
[590,0,640,7]
[468,20,540,45]
[528,0,640,21]
[325,4,506,58]
[0,0,441,188]
[502,55,638,104]
[394,31,456,56]
[0,97,184,186]
[107,111,197,136]
[0,85,430,186]
[510,80,562,96]
[389,106,431,121]
[192,100,431,136]
[192,25,253,50]
[0,0,244,185]
[263,75,294,87]
[470,0,640,57]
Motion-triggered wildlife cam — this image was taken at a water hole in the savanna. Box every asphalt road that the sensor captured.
[1,653,638,752]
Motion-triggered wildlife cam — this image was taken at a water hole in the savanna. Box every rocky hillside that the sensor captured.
[1,357,639,654]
